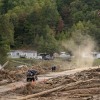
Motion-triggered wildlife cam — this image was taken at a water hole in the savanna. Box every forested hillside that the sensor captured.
[0,0,100,64]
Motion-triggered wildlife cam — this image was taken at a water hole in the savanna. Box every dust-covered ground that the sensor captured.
[0,67,100,100]
[0,59,74,83]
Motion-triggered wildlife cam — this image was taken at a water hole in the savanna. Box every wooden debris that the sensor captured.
[0,80,9,85]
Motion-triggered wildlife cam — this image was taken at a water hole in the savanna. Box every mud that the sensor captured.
[6,68,99,100]
[0,67,100,100]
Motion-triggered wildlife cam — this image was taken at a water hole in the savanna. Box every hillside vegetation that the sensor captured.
[0,0,100,64]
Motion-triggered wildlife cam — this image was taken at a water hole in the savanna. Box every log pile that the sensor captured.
[0,64,48,82]
[0,69,24,82]
[0,67,100,100]
[16,68,100,100]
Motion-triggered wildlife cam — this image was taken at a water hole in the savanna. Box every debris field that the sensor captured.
[0,67,100,100]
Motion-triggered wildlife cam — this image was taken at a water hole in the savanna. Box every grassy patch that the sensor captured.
[93,59,100,66]
[5,58,40,70]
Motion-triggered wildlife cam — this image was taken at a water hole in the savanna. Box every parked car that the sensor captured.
[92,52,100,59]
[39,53,54,60]
[44,55,54,60]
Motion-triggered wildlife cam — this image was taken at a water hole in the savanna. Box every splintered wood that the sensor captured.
[0,67,100,100]
[18,68,100,100]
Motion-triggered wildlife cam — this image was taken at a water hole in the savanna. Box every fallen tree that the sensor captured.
[18,85,64,100]
[0,61,9,70]
[18,79,100,100]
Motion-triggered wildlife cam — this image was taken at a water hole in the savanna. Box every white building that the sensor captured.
[8,50,37,59]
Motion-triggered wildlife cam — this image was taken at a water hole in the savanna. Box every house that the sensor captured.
[8,50,37,59]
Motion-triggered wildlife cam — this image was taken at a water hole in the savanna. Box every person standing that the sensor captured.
[52,66,56,72]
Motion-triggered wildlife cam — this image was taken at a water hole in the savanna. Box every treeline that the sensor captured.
[0,0,100,64]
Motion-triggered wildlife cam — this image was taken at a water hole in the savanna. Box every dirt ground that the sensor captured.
[19,68,100,100]
[0,66,100,100]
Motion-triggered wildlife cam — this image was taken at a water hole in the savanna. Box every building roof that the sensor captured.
[10,50,37,53]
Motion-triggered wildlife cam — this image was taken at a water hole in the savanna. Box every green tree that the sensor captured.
[0,15,14,64]
[38,34,59,54]
[0,35,9,64]
[0,15,14,44]
[71,21,89,45]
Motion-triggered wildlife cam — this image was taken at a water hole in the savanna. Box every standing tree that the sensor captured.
[0,15,14,64]
[0,35,10,64]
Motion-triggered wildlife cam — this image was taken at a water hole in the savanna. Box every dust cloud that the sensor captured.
[62,34,96,68]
